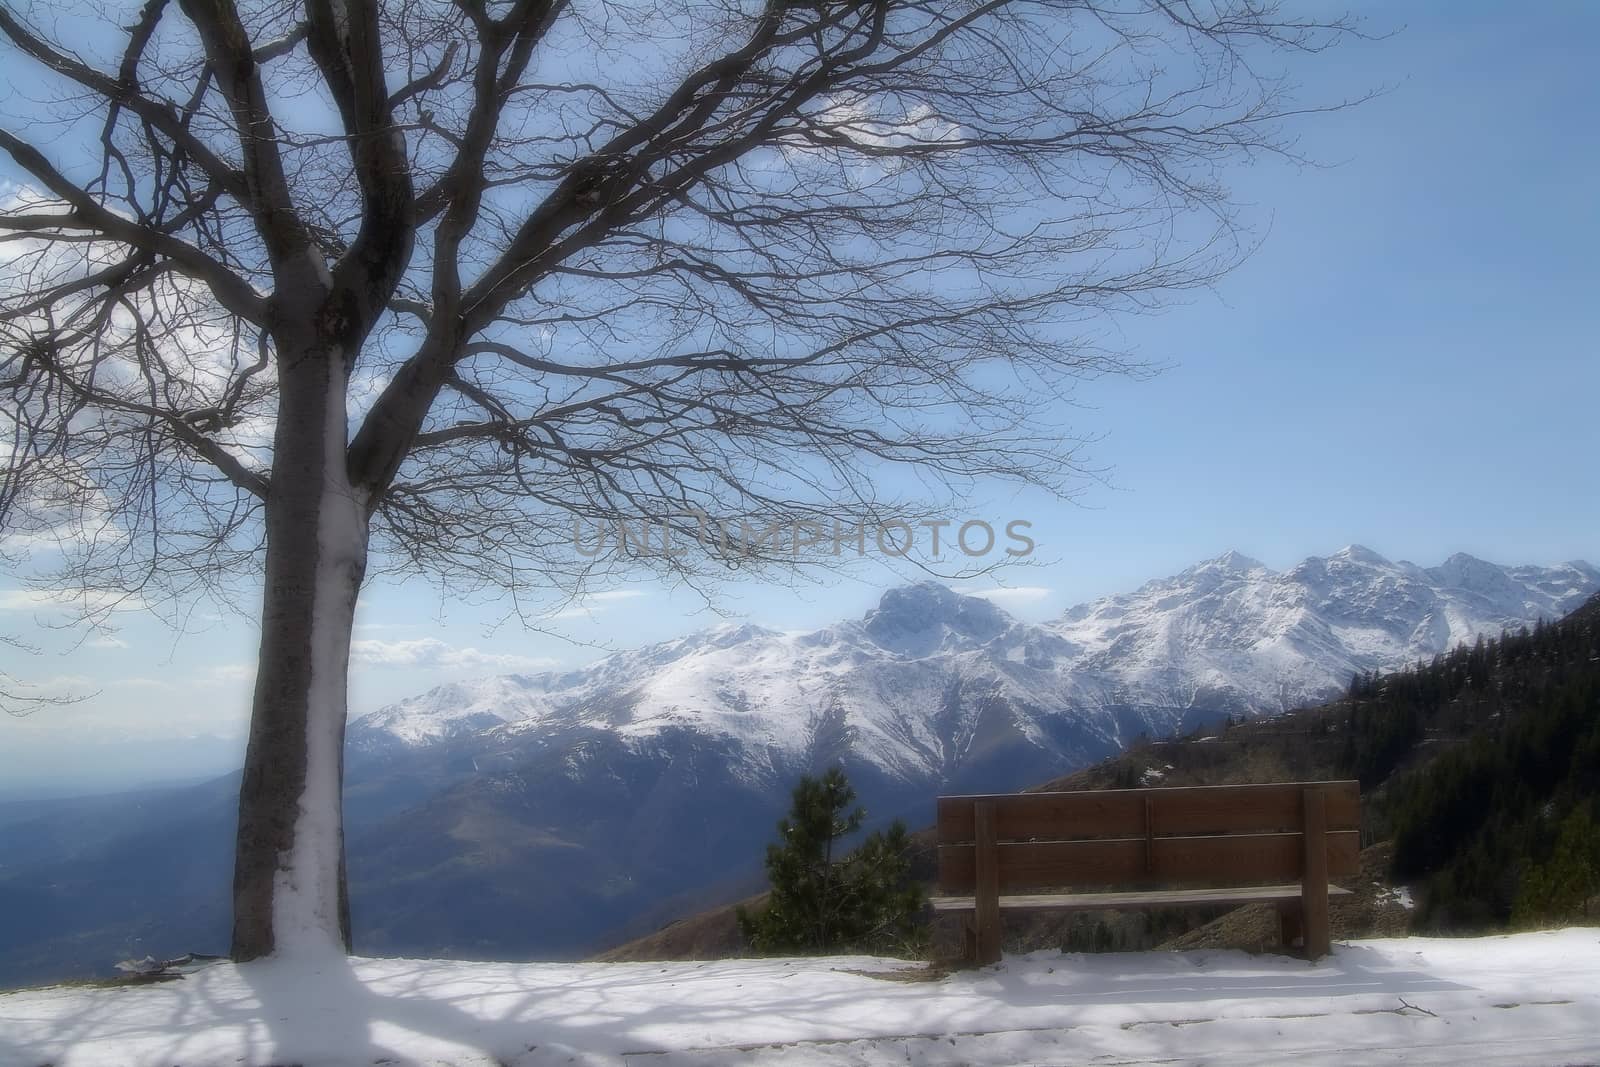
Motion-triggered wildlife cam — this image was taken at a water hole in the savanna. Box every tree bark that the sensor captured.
[231,332,367,961]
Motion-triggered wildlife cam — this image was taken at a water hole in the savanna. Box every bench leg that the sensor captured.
[1301,787,1331,960]
[974,802,1003,965]
[1301,885,1330,960]
[962,917,978,964]
[1277,903,1302,950]
[974,905,1002,966]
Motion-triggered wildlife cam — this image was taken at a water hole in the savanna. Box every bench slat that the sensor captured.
[930,883,1354,913]
[938,828,1360,892]
[937,781,1359,844]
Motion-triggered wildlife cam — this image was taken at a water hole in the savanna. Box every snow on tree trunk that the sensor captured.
[231,338,367,962]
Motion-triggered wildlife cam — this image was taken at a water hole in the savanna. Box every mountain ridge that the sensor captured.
[353,547,1600,774]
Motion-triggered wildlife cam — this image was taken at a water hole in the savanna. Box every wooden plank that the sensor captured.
[938,829,1360,892]
[1302,787,1331,960]
[974,801,1002,965]
[937,833,967,890]
[930,884,1354,913]
[936,781,1359,844]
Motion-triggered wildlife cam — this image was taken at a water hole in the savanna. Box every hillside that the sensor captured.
[598,591,1600,962]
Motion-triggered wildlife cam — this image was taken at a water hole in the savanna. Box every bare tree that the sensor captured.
[0,0,1355,960]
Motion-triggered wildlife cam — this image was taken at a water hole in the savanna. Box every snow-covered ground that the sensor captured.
[3,931,1598,1066]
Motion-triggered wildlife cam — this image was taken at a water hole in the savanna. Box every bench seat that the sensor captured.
[931,883,1353,913]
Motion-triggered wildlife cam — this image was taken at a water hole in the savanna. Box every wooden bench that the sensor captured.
[933,780,1360,964]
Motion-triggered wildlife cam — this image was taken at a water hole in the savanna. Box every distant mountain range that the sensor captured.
[352,545,1600,782]
[2,547,1594,988]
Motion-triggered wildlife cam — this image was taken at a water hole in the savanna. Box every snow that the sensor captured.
[358,675,557,745]
[4,931,1598,1066]
[1375,886,1417,911]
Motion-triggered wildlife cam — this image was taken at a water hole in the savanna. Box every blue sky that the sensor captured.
[1,1,1597,792]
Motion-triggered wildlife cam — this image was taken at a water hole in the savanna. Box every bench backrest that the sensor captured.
[936,780,1360,894]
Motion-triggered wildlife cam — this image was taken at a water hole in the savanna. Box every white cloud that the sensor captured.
[86,636,129,649]
[94,672,235,693]
[0,588,145,614]
[350,638,556,673]
[547,588,649,619]
[101,638,556,702]
[960,586,1054,605]
[3,673,98,702]
[347,370,393,422]
[30,673,97,691]
[115,676,175,689]
[779,94,964,172]
[165,663,256,689]
[203,663,257,684]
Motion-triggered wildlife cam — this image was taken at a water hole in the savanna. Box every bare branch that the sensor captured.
[173,0,314,268]
[0,4,248,201]
[0,131,266,323]
[302,0,415,329]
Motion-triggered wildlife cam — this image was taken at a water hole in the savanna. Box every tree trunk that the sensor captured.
[231,337,367,961]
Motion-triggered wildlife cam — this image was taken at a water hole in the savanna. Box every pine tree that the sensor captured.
[1512,806,1600,926]
[738,768,924,955]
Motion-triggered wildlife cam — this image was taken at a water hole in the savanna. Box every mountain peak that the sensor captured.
[1195,550,1267,574]
[1427,552,1519,595]
[868,581,971,616]
[861,581,1011,654]
[1166,551,1268,595]
[702,621,781,647]
[1329,544,1391,566]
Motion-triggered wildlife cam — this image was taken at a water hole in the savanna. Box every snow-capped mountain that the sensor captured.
[353,547,1600,786]
[354,584,1119,790]
[1051,545,1600,716]
[331,546,1597,961]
